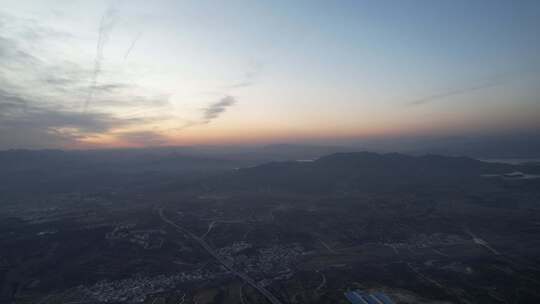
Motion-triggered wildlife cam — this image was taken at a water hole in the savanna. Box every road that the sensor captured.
[463,227,500,255]
[201,219,243,239]
[158,208,284,304]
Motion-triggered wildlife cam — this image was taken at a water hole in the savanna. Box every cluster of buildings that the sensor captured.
[106,224,165,249]
[79,270,220,303]
[255,244,304,274]
[80,274,175,303]
[217,242,304,279]
[216,241,252,257]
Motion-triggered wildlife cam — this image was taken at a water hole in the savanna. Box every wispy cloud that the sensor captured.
[0,88,28,113]
[0,21,168,109]
[0,35,41,71]
[224,61,264,89]
[0,12,72,43]
[202,96,237,123]
[92,83,131,94]
[0,88,156,148]
[170,96,238,132]
[226,81,254,89]
[0,90,149,131]
[0,12,175,148]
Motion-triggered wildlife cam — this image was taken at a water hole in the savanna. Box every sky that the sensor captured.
[1,0,539,149]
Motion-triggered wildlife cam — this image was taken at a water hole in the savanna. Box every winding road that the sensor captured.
[158,208,283,304]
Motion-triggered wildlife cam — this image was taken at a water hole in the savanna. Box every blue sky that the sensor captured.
[1,0,539,148]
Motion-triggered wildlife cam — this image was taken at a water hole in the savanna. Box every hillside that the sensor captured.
[203,152,539,193]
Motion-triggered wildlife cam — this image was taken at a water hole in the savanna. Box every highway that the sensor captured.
[158,208,284,304]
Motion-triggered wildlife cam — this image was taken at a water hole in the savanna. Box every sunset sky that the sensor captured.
[1,0,539,149]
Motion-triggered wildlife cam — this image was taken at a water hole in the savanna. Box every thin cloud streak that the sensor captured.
[406,80,505,106]
[124,31,142,61]
[405,70,540,106]
[224,62,264,90]
[84,6,118,111]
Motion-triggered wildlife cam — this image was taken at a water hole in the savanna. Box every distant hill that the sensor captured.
[0,149,246,194]
[0,145,356,194]
[3,149,539,195]
[199,152,540,194]
[353,133,540,159]
[256,144,353,160]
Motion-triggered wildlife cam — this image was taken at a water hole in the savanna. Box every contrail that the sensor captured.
[84,6,118,111]
[406,69,539,106]
[124,31,142,61]
[406,79,505,106]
